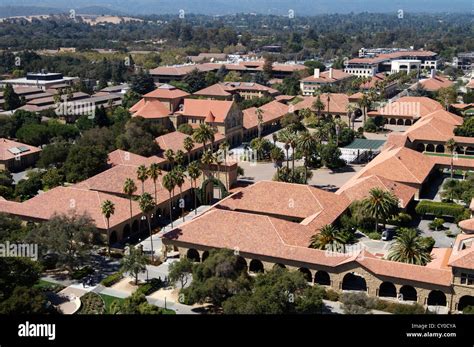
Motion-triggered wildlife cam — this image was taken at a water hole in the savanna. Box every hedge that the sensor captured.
[100,272,123,287]
[415,200,465,218]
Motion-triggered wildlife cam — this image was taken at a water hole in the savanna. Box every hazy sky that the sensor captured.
[0,0,472,15]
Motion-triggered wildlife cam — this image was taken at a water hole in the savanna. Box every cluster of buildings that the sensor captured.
[344,50,439,77]
[0,72,126,115]
[160,96,474,313]
[149,60,306,84]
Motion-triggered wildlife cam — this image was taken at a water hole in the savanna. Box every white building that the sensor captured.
[0,72,79,91]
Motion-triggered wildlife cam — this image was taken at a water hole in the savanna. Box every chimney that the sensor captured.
[430,69,436,78]
[329,68,333,79]
[314,68,320,79]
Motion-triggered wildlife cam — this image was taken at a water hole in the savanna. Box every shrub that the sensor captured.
[463,305,474,314]
[77,292,105,314]
[323,289,339,302]
[101,272,123,287]
[428,218,445,231]
[340,292,376,314]
[71,266,94,280]
[137,278,164,296]
[415,200,465,219]
[390,212,412,227]
[374,300,426,314]
[367,231,381,240]
[363,118,377,133]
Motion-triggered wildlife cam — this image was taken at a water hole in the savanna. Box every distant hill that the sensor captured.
[0,0,471,16]
[0,5,62,17]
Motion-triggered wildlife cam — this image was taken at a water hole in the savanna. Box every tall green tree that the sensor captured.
[138,193,156,262]
[121,245,148,285]
[162,172,176,228]
[123,178,138,234]
[101,200,115,255]
[136,165,148,194]
[3,84,21,110]
[387,228,432,265]
[362,188,399,233]
[187,162,202,215]
[148,163,162,203]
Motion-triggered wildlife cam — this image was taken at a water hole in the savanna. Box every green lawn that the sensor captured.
[34,279,65,291]
[424,152,474,160]
[99,294,125,313]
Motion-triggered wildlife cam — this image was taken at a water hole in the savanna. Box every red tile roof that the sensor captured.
[155,131,225,154]
[107,149,166,167]
[301,69,352,83]
[337,174,417,209]
[144,84,189,99]
[194,82,279,97]
[162,208,453,286]
[413,76,453,92]
[448,233,474,270]
[369,96,443,119]
[242,100,289,130]
[340,147,435,187]
[0,186,141,230]
[178,99,235,123]
[75,164,192,203]
[216,180,350,229]
[130,99,171,119]
[292,93,350,114]
[0,138,41,161]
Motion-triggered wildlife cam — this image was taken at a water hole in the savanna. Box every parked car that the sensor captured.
[381,229,391,241]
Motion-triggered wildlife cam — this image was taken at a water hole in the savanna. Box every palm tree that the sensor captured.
[147,163,161,204]
[193,124,214,152]
[312,95,325,118]
[201,150,214,178]
[183,136,195,164]
[278,129,292,170]
[446,138,457,179]
[387,228,432,265]
[123,178,137,234]
[213,153,224,198]
[346,104,356,130]
[362,188,399,233]
[173,167,186,222]
[310,224,347,251]
[175,150,185,167]
[188,162,202,215]
[270,147,285,177]
[297,131,318,182]
[358,93,370,123]
[101,199,115,256]
[136,165,148,194]
[138,193,156,262]
[219,141,230,191]
[256,108,264,138]
[162,172,176,228]
[272,133,278,146]
[164,149,175,169]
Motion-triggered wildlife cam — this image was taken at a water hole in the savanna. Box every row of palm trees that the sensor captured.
[100,161,204,261]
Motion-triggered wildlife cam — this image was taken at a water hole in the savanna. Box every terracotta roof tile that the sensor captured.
[337,174,417,209]
[0,138,41,161]
[178,99,235,123]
